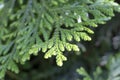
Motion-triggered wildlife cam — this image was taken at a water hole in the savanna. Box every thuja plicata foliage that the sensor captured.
[77,53,120,80]
[0,0,120,79]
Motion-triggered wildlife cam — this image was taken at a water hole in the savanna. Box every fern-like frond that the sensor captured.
[0,0,120,79]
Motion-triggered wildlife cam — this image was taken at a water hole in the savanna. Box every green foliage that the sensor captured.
[0,0,120,79]
[107,53,120,80]
[77,53,120,80]
[77,67,103,80]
